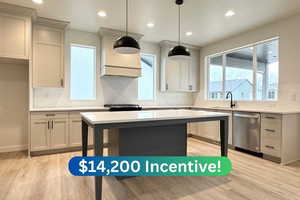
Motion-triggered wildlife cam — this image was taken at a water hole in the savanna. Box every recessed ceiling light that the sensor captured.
[186,31,193,36]
[225,10,235,17]
[97,10,107,17]
[32,0,43,4]
[147,22,155,28]
[268,51,273,54]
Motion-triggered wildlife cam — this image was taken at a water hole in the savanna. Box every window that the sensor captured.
[207,38,279,101]
[138,54,155,101]
[70,44,96,100]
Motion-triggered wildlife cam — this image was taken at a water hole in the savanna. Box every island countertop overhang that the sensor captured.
[80,109,230,125]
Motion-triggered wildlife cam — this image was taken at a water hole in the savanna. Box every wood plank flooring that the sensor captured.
[1,138,300,200]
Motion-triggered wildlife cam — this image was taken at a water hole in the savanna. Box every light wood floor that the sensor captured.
[1,138,300,200]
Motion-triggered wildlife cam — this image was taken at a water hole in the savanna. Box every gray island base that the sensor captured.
[80,110,229,200]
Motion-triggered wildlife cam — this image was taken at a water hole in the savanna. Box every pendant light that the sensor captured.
[113,0,140,54]
[168,0,191,60]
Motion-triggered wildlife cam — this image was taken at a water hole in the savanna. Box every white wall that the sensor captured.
[33,29,193,108]
[0,63,28,152]
[194,13,300,109]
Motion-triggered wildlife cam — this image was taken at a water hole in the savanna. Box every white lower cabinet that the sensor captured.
[261,114,282,158]
[188,110,233,145]
[30,119,50,151]
[69,118,82,147]
[30,112,69,152]
[51,119,69,149]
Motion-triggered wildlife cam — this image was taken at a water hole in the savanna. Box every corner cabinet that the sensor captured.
[160,41,200,92]
[33,17,69,88]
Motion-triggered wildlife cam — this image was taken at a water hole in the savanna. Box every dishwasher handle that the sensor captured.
[234,113,260,119]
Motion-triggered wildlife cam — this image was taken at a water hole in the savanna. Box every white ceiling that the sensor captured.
[2,0,300,46]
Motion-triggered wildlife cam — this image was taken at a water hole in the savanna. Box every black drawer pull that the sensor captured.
[46,114,56,117]
[265,129,275,133]
[265,145,275,149]
[264,116,276,119]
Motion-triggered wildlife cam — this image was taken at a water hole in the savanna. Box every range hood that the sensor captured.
[98,28,143,78]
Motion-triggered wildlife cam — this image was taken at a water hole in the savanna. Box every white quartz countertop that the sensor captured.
[29,105,191,112]
[29,105,300,114]
[192,106,300,114]
[81,109,229,125]
[29,107,108,112]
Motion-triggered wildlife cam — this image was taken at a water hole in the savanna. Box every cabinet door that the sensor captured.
[69,119,82,147]
[165,59,181,91]
[33,26,64,88]
[196,121,220,141]
[189,50,199,91]
[0,14,29,59]
[179,60,190,91]
[51,119,69,149]
[31,119,50,151]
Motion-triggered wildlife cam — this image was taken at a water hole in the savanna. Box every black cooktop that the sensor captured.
[104,104,142,111]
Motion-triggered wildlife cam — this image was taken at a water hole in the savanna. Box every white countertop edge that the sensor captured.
[29,105,192,112]
[29,105,300,114]
[80,110,230,125]
[192,106,300,114]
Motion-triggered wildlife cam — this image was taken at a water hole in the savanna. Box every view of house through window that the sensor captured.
[138,54,155,101]
[207,39,279,101]
[70,44,96,100]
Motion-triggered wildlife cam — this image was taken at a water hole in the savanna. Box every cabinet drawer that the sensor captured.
[261,113,281,121]
[261,127,281,140]
[31,112,68,120]
[261,114,281,136]
[261,137,281,157]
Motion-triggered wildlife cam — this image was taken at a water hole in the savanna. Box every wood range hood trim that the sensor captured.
[98,27,144,78]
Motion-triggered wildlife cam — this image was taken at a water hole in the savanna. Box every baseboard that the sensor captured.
[0,145,28,153]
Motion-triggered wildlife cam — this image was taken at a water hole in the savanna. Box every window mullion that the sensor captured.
[253,46,257,100]
[222,54,226,100]
[206,56,210,100]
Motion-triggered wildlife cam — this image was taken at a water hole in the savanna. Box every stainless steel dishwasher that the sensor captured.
[233,112,261,153]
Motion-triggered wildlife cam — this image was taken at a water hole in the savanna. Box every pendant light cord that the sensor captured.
[126,0,128,36]
[178,4,181,45]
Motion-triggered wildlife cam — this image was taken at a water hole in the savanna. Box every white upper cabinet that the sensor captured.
[33,17,69,88]
[99,27,143,78]
[160,41,200,92]
[0,3,35,62]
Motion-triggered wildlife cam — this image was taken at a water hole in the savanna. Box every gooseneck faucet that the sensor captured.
[226,92,236,108]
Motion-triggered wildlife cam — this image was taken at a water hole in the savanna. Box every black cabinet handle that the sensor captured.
[265,116,276,119]
[265,145,275,149]
[265,129,275,133]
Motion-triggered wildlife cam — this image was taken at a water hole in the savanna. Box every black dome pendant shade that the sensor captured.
[168,45,190,58]
[113,36,140,54]
[168,0,191,60]
[113,0,140,54]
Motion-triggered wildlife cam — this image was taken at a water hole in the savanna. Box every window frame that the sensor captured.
[205,37,279,102]
[69,43,97,101]
[138,53,156,103]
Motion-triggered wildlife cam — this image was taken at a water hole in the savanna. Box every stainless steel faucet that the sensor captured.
[226,92,236,108]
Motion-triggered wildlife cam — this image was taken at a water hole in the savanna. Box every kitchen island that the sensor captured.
[80,109,229,200]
